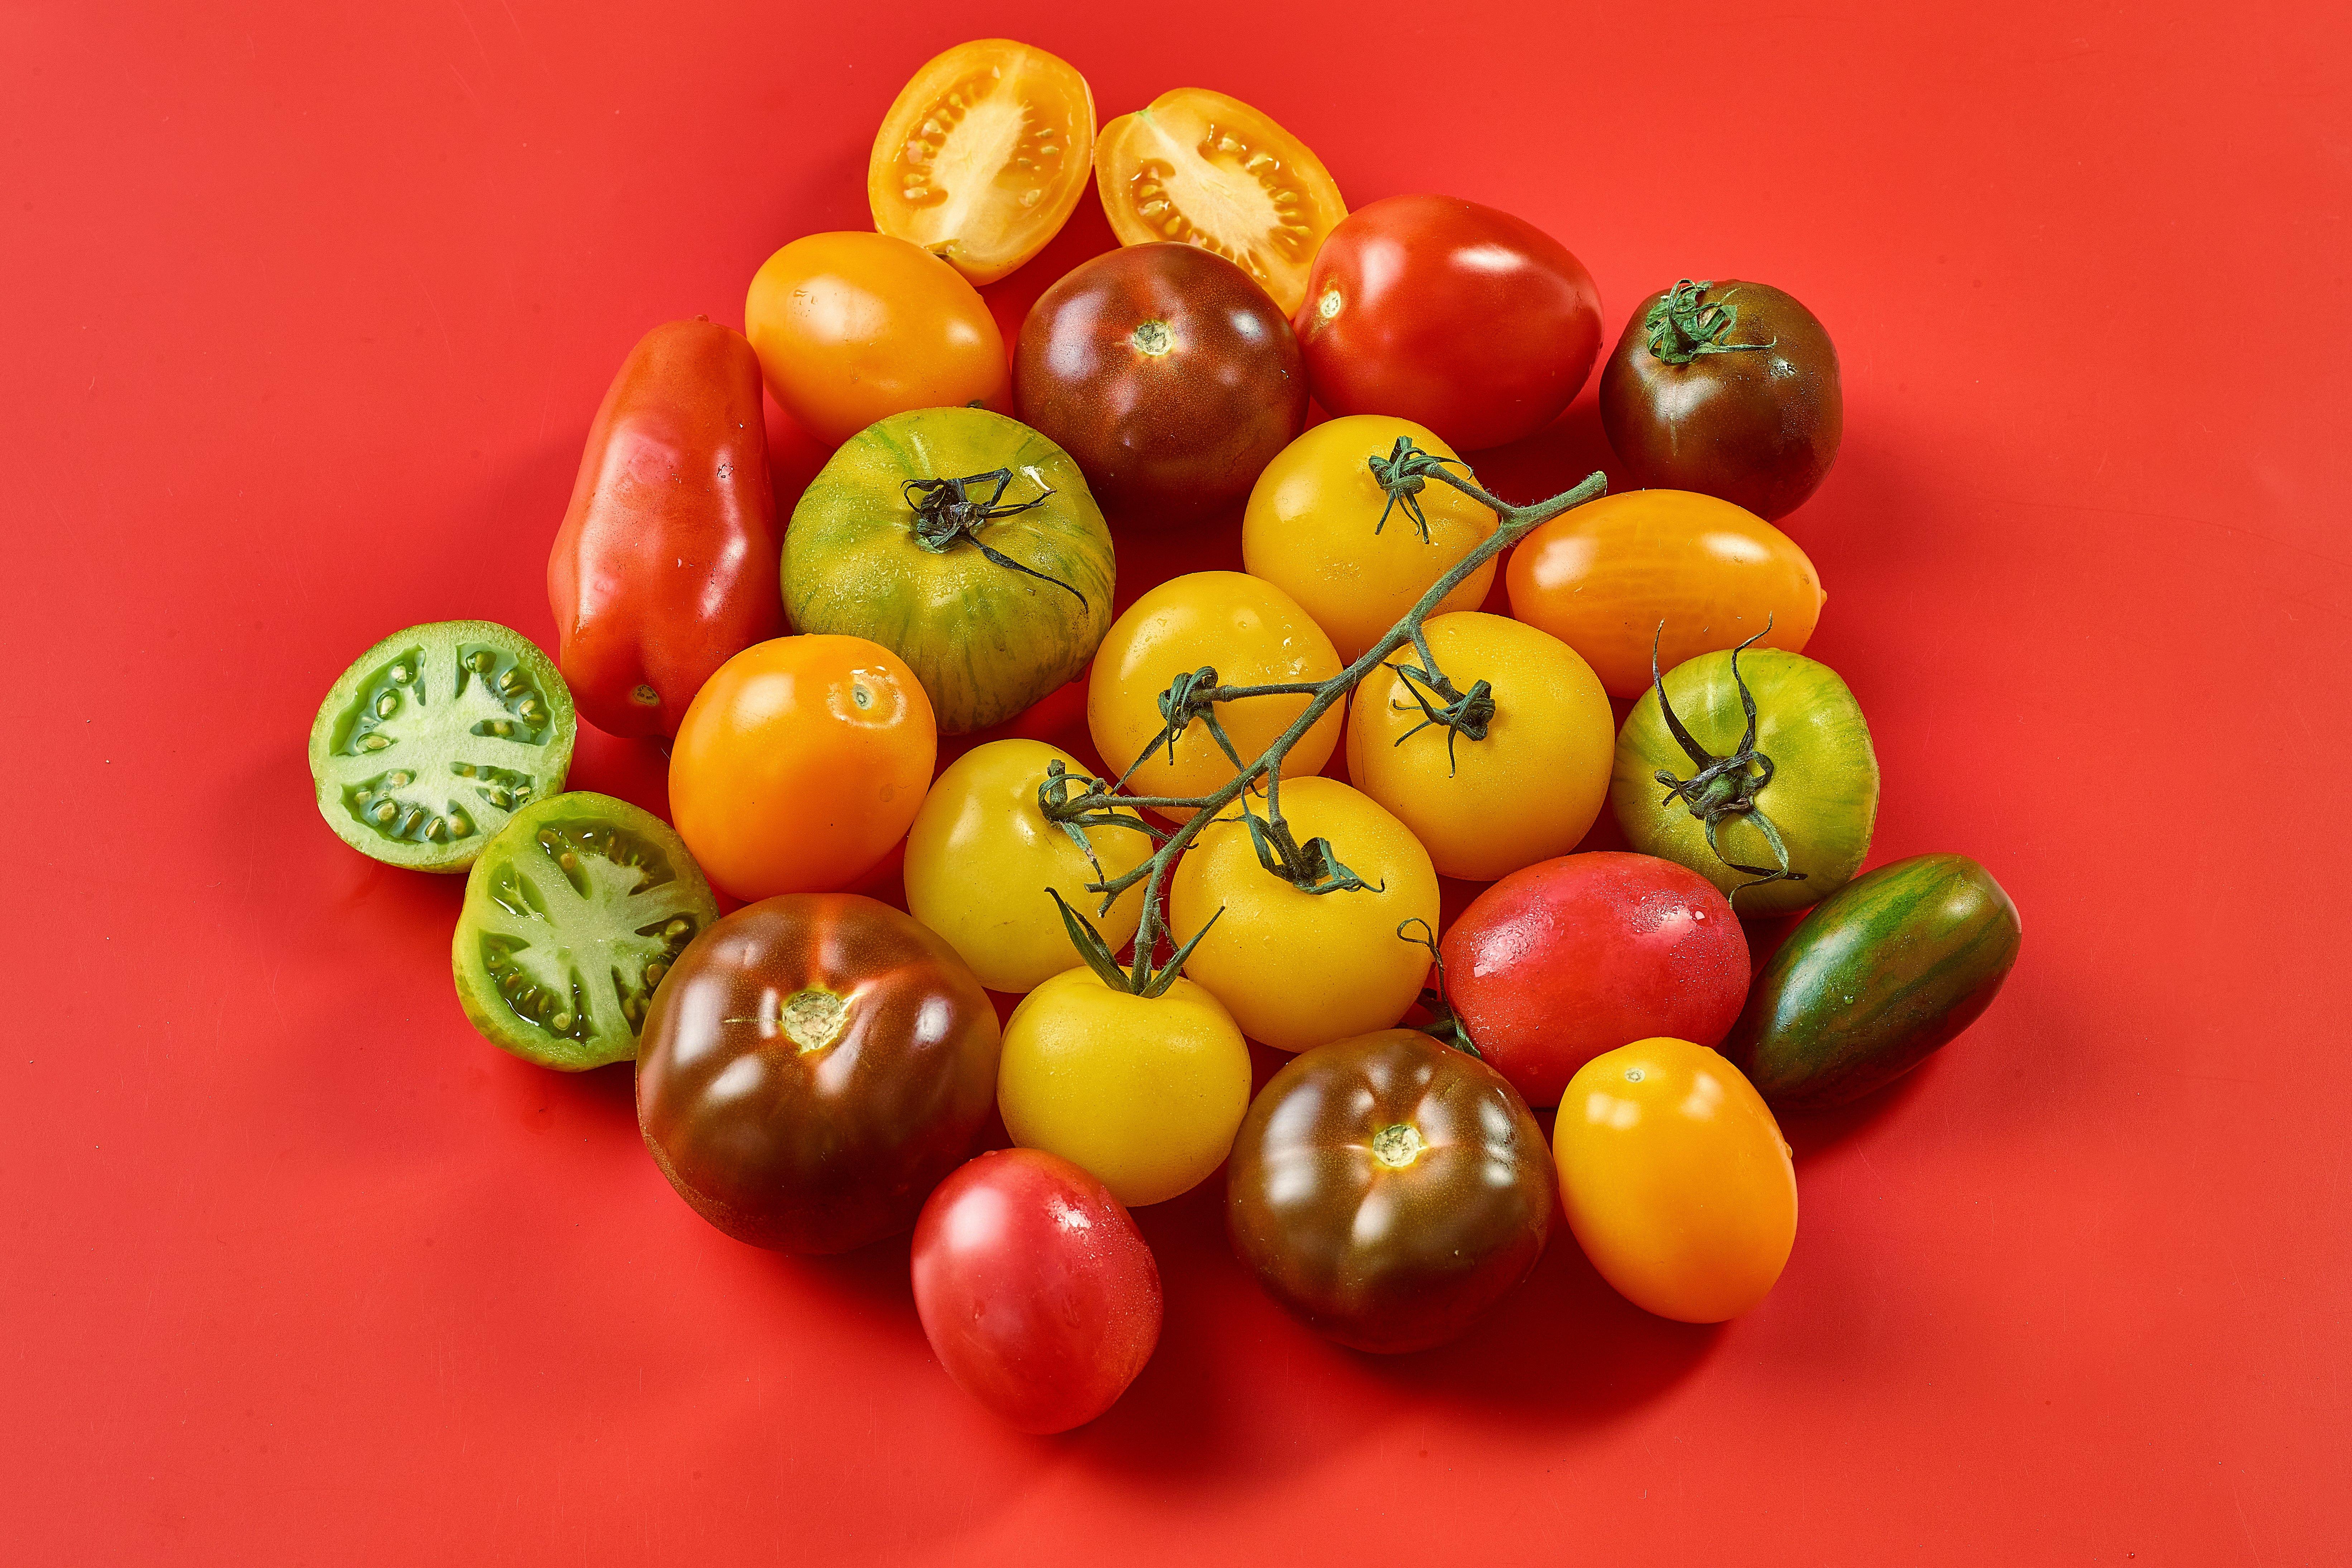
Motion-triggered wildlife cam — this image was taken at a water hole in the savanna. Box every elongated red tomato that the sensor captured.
[546,318,782,737]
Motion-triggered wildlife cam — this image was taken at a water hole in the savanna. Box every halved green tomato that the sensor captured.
[452,793,718,1070]
[308,621,577,872]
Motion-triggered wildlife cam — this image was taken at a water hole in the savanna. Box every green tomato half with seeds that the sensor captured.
[784,408,1114,735]
[1611,645,1879,918]
[308,620,577,872]
[452,792,719,1070]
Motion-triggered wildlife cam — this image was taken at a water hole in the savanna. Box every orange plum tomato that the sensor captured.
[743,231,1008,446]
[1169,776,1439,1053]
[1241,415,1499,664]
[1346,611,1613,881]
[668,635,936,901]
[1086,571,1343,822]
[1553,1036,1797,1323]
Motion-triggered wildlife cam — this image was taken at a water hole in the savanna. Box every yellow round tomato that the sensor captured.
[1086,571,1343,822]
[669,635,936,901]
[1168,776,1439,1053]
[1553,1037,1798,1323]
[1505,488,1827,699]
[997,966,1253,1206]
[903,739,1152,994]
[1346,611,1613,880]
[1242,416,1498,663]
[743,231,1009,446]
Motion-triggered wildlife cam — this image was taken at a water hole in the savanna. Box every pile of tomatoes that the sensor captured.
[307,38,2023,1436]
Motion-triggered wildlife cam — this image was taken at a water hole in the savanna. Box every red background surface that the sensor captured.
[4,2,2347,1563]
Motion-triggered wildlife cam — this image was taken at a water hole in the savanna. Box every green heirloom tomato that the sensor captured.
[903,740,1154,994]
[452,793,718,1070]
[308,620,577,872]
[1611,643,1877,917]
[784,408,1114,734]
[1722,853,2021,1110]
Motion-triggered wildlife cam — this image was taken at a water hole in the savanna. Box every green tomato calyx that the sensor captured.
[1641,279,1777,367]
[1366,436,1468,544]
[1397,917,1481,1059]
[901,468,1089,607]
[1648,623,1810,903]
[1383,626,1494,777]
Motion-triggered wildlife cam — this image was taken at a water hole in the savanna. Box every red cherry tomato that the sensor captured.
[911,1148,1162,1434]
[546,318,783,737]
[1293,194,1602,452]
[1440,852,1750,1108]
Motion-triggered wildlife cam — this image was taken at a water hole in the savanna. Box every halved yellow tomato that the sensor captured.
[1092,88,1345,316]
[869,40,1097,286]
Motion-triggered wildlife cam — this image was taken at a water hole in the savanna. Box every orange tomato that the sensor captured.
[669,635,937,901]
[868,39,1096,286]
[743,232,1008,446]
[1504,489,1826,699]
[1552,1037,1798,1323]
[1092,88,1346,317]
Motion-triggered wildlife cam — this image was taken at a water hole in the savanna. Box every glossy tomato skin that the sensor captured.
[1441,852,1749,1109]
[1554,1037,1797,1323]
[1506,489,1825,699]
[1227,1030,1554,1353]
[669,635,937,901]
[637,894,1002,1255]
[911,1148,1161,1433]
[546,318,783,738]
[1600,280,1843,521]
[868,40,1096,287]
[1295,194,1601,453]
[1016,243,1306,527]
[744,232,1008,447]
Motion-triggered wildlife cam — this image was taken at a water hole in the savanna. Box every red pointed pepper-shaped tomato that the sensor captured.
[547,318,783,737]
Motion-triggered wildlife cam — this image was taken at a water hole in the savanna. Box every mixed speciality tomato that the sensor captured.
[308,33,2027,1430]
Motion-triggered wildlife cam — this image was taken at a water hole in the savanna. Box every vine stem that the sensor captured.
[1046,448,1609,994]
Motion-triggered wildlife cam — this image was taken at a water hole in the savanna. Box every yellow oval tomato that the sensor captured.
[1504,489,1827,699]
[1092,87,1346,317]
[669,635,936,901]
[1553,1037,1798,1322]
[1241,415,1498,663]
[903,739,1151,994]
[998,966,1253,1206]
[744,231,1009,446]
[868,39,1096,286]
[1168,776,1439,1053]
[1087,571,1343,822]
[1346,612,1613,881]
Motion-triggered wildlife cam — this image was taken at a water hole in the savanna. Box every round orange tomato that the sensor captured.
[1553,1037,1798,1322]
[1086,571,1343,822]
[743,232,1008,446]
[868,39,1096,286]
[1092,88,1346,317]
[669,635,937,901]
[1504,489,1826,699]
[1242,415,1497,663]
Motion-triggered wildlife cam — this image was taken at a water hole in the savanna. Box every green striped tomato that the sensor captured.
[784,408,1114,735]
[1722,853,2022,1110]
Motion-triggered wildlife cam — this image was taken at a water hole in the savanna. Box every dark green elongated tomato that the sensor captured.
[1600,279,1842,522]
[636,893,1002,1254]
[784,408,1114,734]
[1723,854,2022,1110]
[1612,641,1878,917]
[547,318,782,739]
[307,620,576,872]
[1014,241,1306,526]
[451,793,717,1071]
[1225,1029,1555,1353]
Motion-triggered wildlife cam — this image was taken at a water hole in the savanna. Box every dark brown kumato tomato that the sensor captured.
[1225,1030,1555,1353]
[1014,242,1306,527]
[635,893,1001,1255]
[1599,279,1843,521]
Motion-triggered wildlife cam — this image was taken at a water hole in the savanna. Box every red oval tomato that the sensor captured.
[911,1148,1162,1433]
[1293,194,1601,452]
[1440,852,1750,1108]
